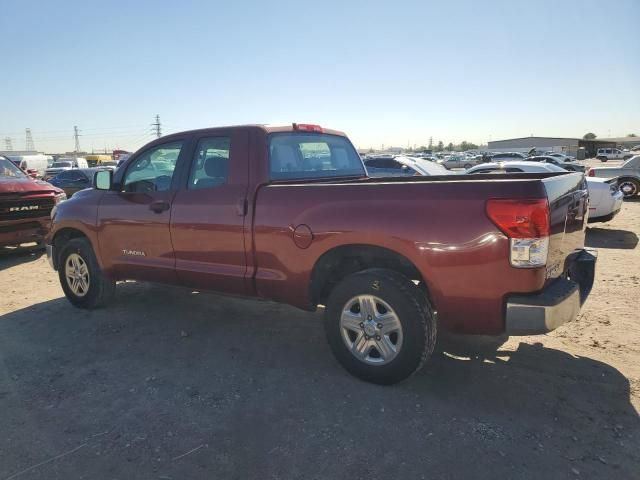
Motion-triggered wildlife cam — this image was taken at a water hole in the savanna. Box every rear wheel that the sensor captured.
[464,163,472,169]
[619,178,639,198]
[324,269,436,385]
[597,156,607,162]
[58,238,116,308]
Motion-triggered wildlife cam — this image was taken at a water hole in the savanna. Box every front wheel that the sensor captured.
[58,238,116,309]
[464,163,472,169]
[324,269,437,385]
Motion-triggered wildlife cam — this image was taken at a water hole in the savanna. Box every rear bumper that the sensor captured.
[0,217,50,248]
[505,248,597,335]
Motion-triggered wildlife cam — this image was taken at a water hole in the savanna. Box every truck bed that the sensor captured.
[253,171,588,334]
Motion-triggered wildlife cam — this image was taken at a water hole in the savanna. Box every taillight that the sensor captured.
[292,123,323,133]
[587,169,595,177]
[486,199,550,268]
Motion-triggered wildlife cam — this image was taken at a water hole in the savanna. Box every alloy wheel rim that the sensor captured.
[619,181,637,197]
[340,295,403,365]
[65,253,90,297]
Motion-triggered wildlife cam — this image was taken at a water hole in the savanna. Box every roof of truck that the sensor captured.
[161,124,347,138]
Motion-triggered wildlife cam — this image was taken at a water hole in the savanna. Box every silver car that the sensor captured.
[588,155,640,198]
[437,154,480,170]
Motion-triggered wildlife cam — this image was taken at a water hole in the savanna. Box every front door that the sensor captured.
[170,130,250,295]
[97,140,187,283]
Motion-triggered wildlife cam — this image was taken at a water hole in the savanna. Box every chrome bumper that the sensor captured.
[505,249,597,335]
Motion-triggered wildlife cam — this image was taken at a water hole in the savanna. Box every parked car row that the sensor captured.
[364,154,631,222]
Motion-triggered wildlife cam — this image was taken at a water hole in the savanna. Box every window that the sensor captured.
[57,170,84,181]
[123,141,183,193]
[269,133,365,180]
[188,137,231,190]
[0,158,25,178]
[68,170,87,181]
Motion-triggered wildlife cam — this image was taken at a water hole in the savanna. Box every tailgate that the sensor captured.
[542,173,589,279]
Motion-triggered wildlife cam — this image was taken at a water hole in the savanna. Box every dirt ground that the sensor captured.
[1,165,638,479]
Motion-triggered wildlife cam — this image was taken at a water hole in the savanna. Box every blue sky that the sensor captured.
[1,0,638,152]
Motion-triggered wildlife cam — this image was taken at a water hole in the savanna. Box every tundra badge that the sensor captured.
[122,249,146,256]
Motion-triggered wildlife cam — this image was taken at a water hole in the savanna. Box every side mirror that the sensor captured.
[94,170,113,190]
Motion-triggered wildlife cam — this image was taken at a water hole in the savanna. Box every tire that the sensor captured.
[58,237,116,309]
[597,156,607,162]
[618,178,639,199]
[324,268,437,385]
[464,163,472,169]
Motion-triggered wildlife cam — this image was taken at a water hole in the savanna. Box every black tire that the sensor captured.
[58,238,116,309]
[618,178,640,199]
[597,156,607,162]
[324,268,437,385]
[464,163,472,169]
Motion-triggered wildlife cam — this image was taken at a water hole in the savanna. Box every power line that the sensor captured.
[73,126,81,152]
[25,128,35,151]
[151,114,162,138]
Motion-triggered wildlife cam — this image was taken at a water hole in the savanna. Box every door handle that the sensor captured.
[150,200,170,213]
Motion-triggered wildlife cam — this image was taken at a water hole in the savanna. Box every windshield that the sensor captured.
[269,133,365,180]
[52,161,73,168]
[0,157,27,178]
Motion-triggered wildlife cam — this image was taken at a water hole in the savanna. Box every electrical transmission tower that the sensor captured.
[74,126,81,152]
[25,128,35,151]
[4,137,12,151]
[151,114,162,138]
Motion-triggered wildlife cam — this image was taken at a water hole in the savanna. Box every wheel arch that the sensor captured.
[309,244,430,307]
[51,227,92,270]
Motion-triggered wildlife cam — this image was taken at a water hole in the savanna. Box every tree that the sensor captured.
[626,133,637,137]
[447,142,454,151]
[436,141,444,152]
[583,132,597,140]
[459,141,479,151]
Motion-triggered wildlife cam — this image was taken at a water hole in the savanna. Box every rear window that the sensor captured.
[269,133,365,180]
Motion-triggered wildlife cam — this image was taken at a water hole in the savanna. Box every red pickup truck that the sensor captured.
[46,124,597,384]
[0,156,66,249]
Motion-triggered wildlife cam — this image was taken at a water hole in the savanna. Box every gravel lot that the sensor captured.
[1,161,638,479]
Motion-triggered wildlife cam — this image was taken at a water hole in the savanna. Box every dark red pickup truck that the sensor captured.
[0,156,65,249]
[46,124,597,384]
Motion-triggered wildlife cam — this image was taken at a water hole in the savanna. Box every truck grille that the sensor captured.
[0,197,55,221]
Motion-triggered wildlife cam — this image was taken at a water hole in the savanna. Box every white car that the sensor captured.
[365,156,453,177]
[596,148,634,162]
[436,154,480,169]
[544,152,576,162]
[466,161,624,223]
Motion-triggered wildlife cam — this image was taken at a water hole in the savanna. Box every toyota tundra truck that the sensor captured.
[45,124,597,384]
[0,155,66,249]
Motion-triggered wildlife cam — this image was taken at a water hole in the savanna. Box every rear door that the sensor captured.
[97,139,188,283]
[170,129,250,295]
